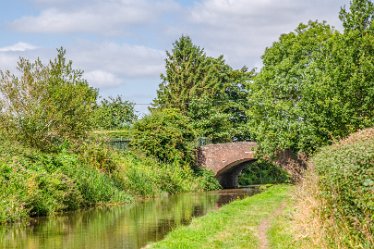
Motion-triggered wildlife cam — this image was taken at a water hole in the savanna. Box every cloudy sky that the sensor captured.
[0,0,350,114]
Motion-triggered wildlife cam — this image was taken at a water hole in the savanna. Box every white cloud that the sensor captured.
[183,0,350,68]
[70,42,164,78]
[0,42,38,52]
[4,0,353,114]
[0,53,19,72]
[12,0,178,34]
[84,70,122,88]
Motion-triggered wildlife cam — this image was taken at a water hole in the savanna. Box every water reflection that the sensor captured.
[0,187,259,249]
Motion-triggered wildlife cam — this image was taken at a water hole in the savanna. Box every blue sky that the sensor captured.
[0,0,350,114]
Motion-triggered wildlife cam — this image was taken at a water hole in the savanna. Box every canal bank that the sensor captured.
[0,187,260,249]
[147,185,294,249]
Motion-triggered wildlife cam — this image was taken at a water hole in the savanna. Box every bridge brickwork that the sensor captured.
[197,142,257,188]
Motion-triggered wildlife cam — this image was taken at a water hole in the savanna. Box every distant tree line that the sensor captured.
[0,0,372,161]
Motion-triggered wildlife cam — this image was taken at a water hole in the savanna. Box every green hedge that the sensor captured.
[313,128,374,248]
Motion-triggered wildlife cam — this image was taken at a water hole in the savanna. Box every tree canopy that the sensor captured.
[152,36,254,143]
[130,108,195,166]
[249,0,374,155]
[93,96,137,130]
[0,48,98,151]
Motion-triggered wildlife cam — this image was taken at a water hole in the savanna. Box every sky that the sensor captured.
[0,0,350,115]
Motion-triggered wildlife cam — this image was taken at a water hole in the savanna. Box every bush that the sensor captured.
[130,108,196,165]
[93,96,137,130]
[313,128,374,248]
[0,48,98,152]
[0,143,131,223]
[119,153,220,197]
[238,160,291,185]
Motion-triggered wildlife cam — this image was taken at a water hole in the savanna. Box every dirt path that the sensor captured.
[257,202,287,249]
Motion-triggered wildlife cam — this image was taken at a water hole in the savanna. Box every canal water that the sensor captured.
[0,187,259,249]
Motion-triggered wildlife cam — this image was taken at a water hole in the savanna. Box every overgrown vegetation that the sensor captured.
[0,136,219,224]
[0,140,130,223]
[0,50,219,224]
[238,160,290,186]
[312,128,374,248]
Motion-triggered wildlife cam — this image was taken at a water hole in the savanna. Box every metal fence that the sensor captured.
[109,136,212,150]
[109,137,131,150]
[196,137,212,147]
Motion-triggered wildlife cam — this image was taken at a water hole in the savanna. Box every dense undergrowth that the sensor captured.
[238,160,291,186]
[0,136,219,224]
[290,128,374,249]
[312,128,374,248]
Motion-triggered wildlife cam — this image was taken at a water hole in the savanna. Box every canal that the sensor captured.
[0,187,259,249]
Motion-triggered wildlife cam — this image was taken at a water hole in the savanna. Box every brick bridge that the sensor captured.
[197,141,257,188]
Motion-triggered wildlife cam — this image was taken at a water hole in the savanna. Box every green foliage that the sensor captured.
[0,134,220,223]
[91,129,130,139]
[0,48,98,152]
[193,168,222,191]
[313,128,374,248]
[121,153,218,196]
[250,6,374,155]
[238,160,290,186]
[0,141,131,223]
[153,36,212,112]
[152,36,254,143]
[93,95,137,130]
[339,0,374,32]
[248,21,336,154]
[76,136,119,173]
[130,108,196,165]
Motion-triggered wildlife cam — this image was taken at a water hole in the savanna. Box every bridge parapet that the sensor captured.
[197,141,257,188]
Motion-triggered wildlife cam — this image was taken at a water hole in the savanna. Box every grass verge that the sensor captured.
[147,185,292,249]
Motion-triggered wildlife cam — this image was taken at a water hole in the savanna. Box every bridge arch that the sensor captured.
[197,142,257,188]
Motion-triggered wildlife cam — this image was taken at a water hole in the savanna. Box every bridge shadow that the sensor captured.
[216,159,257,189]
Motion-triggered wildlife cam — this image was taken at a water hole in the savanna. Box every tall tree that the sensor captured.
[153,36,254,143]
[249,0,374,155]
[152,36,220,112]
[248,22,336,154]
[0,48,98,151]
[339,0,374,33]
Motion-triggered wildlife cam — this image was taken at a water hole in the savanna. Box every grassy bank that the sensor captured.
[0,137,219,224]
[148,185,293,249]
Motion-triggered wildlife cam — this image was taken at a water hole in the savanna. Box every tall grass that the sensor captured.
[293,128,374,248]
[0,137,219,224]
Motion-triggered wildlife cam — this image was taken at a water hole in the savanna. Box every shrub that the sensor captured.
[0,48,98,152]
[313,128,374,248]
[93,95,137,130]
[130,108,196,165]
[0,144,131,223]
[238,160,291,185]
